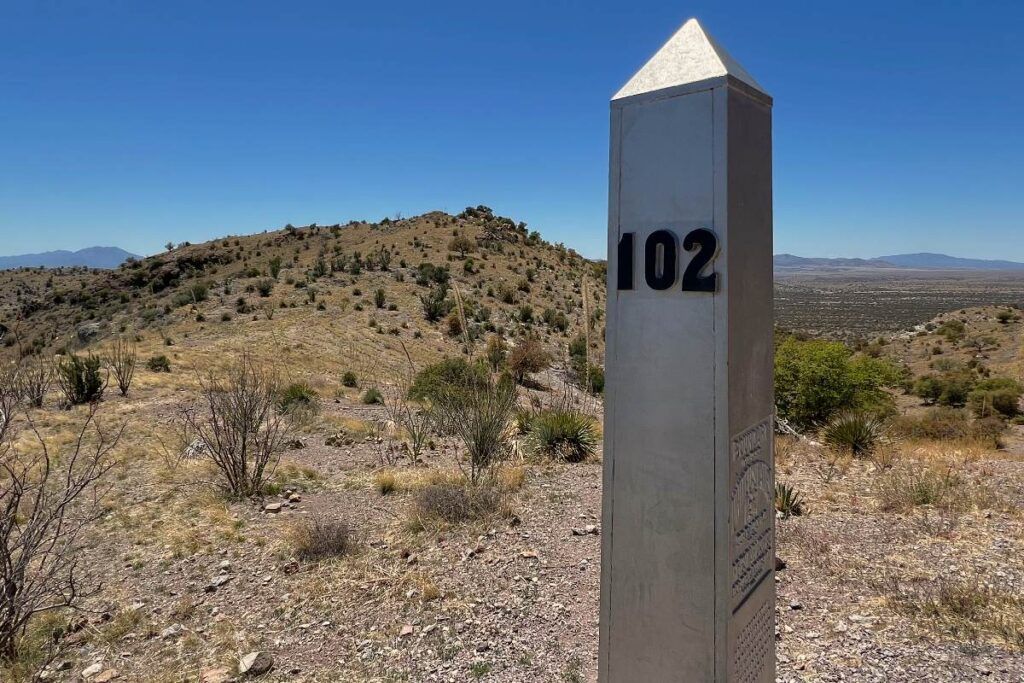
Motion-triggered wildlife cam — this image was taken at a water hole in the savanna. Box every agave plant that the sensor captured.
[774,482,804,518]
[528,408,599,463]
[822,411,888,457]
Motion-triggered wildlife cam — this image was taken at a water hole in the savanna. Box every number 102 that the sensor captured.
[616,228,719,292]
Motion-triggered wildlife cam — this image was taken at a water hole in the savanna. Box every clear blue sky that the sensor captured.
[2,1,1022,260]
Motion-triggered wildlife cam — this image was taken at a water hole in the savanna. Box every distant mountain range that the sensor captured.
[0,247,138,270]
[775,252,1024,271]
[2,245,1022,273]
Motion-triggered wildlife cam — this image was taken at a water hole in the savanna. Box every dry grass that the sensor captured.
[408,481,501,526]
[876,460,1006,514]
[287,515,354,561]
[886,575,1024,649]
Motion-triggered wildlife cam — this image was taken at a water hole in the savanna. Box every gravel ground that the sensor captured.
[31,400,1024,682]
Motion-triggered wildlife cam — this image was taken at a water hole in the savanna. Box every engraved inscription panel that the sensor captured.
[729,418,773,613]
[730,597,773,683]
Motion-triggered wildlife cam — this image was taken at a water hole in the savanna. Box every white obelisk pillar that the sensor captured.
[599,18,774,682]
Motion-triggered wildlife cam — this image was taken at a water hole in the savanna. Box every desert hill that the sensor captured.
[0,207,605,377]
[6,215,1024,681]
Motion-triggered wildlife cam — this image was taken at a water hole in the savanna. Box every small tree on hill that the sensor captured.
[508,337,551,386]
[448,235,476,258]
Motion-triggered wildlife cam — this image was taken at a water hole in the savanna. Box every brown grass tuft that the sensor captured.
[288,515,354,561]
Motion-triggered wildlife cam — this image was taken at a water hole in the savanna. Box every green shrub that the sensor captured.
[415,262,449,287]
[914,370,976,407]
[484,335,507,371]
[361,387,383,405]
[171,282,208,308]
[528,409,599,463]
[936,319,966,342]
[968,377,1022,418]
[996,309,1016,324]
[430,376,517,483]
[408,358,487,403]
[146,355,171,372]
[774,336,902,429]
[774,483,804,518]
[420,283,452,322]
[374,288,386,309]
[278,382,320,415]
[256,279,274,297]
[55,353,106,405]
[342,371,358,388]
[584,364,605,394]
[822,411,887,457]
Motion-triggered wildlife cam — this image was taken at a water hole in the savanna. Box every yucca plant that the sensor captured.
[774,482,804,518]
[277,381,320,415]
[528,408,599,463]
[822,411,887,457]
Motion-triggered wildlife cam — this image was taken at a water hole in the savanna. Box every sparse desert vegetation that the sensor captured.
[2,213,1024,680]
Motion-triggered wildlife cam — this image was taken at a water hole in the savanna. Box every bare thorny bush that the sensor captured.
[374,344,433,465]
[178,354,290,498]
[14,356,52,409]
[0,371,122,663]
[105,337,137,398]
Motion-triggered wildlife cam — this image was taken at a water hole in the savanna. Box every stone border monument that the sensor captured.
[599,18,774,682]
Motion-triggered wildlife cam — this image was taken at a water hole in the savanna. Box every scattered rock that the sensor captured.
[238,651,274,676]
[200,668,232,683]
[206,574,233,592]
[180,438,209,461]
[325,432,353,447]
[571,525,600,536]
[264,502,283,514]
[775,556,787,571]
[76,322,102,344]
[400,624,415,637]
[82,663,104,679]
[160,623,184,640]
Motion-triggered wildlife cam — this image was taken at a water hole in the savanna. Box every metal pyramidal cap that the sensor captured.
[613,18,767,100]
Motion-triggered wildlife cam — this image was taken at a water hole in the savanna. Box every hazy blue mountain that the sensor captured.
[775,252,1024,271]
[773,254,894,269]
[0,246,138,270]
[876,253,1024,270]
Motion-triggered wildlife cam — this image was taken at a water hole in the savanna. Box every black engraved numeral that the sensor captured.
[644,230,676,290]
[615,227,718,292]
[681,228,718,292]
